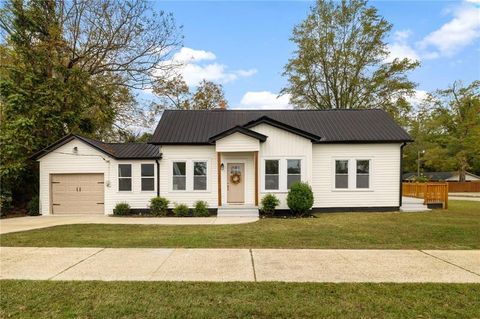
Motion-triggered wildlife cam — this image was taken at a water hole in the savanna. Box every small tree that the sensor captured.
[260,194,280,216]
[286,182,314,216]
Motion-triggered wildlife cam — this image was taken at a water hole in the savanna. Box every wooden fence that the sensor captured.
[447,181,480,193]
[402,182,449,209]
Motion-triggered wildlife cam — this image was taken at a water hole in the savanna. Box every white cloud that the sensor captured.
[167,47,257,86]
[406,90,429,107]
[386,30,420,62]
[234,91,293,110]
[419,2,480,57]
[172,47,216,63]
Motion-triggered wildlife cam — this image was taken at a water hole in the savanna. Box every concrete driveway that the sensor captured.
[0,215,259,235]
[1,247,479,283]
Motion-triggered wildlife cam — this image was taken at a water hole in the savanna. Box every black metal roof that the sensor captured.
[209,126,268,143]
[150,109,412,144]
[32,134,160,160]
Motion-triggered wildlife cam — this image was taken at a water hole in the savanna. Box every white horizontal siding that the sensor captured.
[38,139,157,215]
[159,145,218,208]
[215,132,260,152]
[312,144,401,208]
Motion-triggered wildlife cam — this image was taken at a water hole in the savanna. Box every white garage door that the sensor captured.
[51,174,104,214]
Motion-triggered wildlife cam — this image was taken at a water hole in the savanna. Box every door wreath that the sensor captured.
[230,172,241,184]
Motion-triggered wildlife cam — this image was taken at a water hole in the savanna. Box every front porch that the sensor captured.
[216,151,260,217]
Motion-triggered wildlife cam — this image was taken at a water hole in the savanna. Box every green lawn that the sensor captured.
[1,281,479,318]
[1,200,479,249]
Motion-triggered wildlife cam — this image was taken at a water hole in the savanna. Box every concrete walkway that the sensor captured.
[1,247,479,283]
[0,215,259,235]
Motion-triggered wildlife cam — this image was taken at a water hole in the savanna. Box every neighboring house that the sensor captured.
[33,109,412,216]
[403,172,480,182]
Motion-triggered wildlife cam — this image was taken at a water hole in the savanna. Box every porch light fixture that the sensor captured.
[221,163,224,171]
[73,146,78,154]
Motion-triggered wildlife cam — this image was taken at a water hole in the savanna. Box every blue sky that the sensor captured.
[151,0,480,109]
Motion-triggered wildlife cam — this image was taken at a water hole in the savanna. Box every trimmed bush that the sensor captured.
[173,203,189,217]
[27,195,40,216]
[150,197,169,216]
[260,194,280,216]
[113,202,131,216]
[193,200,210,217]
[286,182,314,216]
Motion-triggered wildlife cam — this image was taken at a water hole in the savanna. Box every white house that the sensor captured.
[33,109,412,216]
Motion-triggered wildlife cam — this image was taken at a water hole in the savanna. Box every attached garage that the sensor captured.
[51,173,104,215]
[33,134,160,215]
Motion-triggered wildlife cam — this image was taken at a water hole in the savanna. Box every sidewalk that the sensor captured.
[1,247,479,283]
[0,215,259,235]
[449,192,480,201]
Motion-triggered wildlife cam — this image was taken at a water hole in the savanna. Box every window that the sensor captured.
[118,164,132,191]
[172,162,186,190]
[287,159,301,189]
[193,161,207,190]
[356,160,370,189]
[265,160,279,190]
[141,164,155,191]
[335,160,348,189]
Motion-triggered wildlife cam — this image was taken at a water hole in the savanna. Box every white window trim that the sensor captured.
[140,162,156,192]
[287,159,302,189]
[118,163,132,192]
[171,161,187,192]
[355,159,371,190]
[193,160,209,191]
[169,159,211,193]
[264,159,280,192]
[261,157,305,193]
[331,157,374,192]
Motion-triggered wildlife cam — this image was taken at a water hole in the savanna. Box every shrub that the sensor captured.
[150,197,169,216]
[113,202,131,216]
[193,200,210,217]
[286,182,314,216]
[260,194,280,216]
[27,195,40,216]
[173,203,190,217]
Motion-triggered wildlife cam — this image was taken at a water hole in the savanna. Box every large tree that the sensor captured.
[0,0,181,208]
[282,0,419,119]
[152,75,228,110]
[403,81,480,180]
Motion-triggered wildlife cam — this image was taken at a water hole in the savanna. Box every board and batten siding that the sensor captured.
[215,132,260,152]
[38,139,157,215]
[311,143,401,208]
[251,123,313,209]
[159,145,218,208]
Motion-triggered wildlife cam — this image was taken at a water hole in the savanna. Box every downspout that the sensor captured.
[155,158,160,197]
[399,143,406,207]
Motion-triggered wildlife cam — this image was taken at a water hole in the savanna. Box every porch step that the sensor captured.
[400,197,430,212]
[217,207,259,218]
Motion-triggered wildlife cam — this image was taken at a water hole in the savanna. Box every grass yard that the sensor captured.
[1,281,479,318]
[1,200,479,249]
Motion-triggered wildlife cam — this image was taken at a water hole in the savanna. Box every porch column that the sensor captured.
[217,152,222,207]
[254,151,259,206]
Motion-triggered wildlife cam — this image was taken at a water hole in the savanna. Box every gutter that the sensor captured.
[155,159,161,197]
[399,142,407,207]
